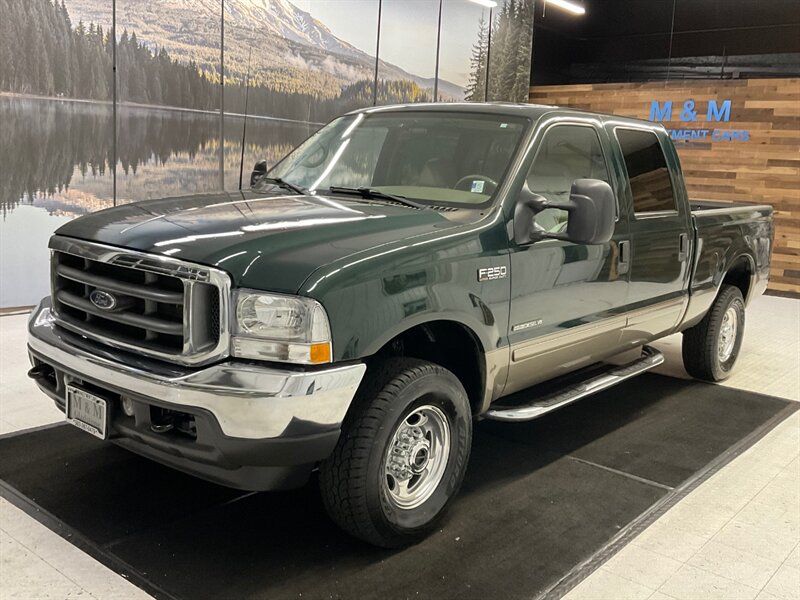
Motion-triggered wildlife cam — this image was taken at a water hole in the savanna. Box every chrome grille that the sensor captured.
[49,236,230,366]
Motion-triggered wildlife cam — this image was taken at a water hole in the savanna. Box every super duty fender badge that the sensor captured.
[512,319,543,332]
[478,266,507,282]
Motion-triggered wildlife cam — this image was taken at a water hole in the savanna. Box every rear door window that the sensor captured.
[616,129,677,214]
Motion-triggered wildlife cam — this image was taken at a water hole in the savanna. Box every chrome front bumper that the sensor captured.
[28,298,366,441]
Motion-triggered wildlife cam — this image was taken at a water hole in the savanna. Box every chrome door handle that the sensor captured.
[618,240,630,275]
[678,233,689,261]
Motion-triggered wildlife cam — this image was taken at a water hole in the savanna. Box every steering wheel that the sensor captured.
[302,144,328,169]
[453,174,499,194]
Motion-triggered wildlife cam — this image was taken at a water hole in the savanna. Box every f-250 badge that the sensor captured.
[478,266,507,282]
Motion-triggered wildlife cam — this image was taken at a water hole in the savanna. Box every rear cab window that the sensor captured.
[616,128,677,216]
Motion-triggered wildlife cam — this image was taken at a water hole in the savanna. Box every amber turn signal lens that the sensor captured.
[310,342,332,364]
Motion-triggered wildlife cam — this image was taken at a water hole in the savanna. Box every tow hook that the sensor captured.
[150,421,175,434]
[27,364,55,382]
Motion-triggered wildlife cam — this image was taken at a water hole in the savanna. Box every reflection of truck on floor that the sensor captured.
[28,104,773,547]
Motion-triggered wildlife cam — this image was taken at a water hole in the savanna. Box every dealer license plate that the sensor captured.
[66,385,108,440]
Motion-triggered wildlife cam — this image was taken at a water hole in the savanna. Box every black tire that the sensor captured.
[319,358,472,548]
[682,284,746,382]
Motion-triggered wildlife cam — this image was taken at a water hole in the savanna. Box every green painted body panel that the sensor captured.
[54,191,462,295]
[297,214,512,361]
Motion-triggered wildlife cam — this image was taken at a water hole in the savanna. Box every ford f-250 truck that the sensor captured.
[27,104,773,547]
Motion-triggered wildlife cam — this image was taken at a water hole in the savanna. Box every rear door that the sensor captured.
[610,126,692,344]
[504,117,631,395]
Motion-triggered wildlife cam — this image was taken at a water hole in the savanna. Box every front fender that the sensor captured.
[298,219,511,363]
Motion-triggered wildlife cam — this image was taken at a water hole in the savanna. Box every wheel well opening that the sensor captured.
[722,256,753,302]
[373,322,485,415]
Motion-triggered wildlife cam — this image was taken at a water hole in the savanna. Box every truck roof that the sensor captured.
[347,102,659,129]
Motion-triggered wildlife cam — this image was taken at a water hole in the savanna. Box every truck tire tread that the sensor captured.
[319,358,468,547]
[682,284,745,382]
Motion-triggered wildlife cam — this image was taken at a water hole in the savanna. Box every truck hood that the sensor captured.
[55,191,463,293]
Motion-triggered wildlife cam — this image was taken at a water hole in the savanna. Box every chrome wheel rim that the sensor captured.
[718,307,738,363]
[383,405,451,510]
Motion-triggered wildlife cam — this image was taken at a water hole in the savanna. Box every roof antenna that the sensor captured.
[238,47,253,191]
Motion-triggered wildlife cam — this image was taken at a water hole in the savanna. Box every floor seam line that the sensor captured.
[663,419,798,594]
[566,456,675,492]
[0,480,179,600]
[668,557,764,595]
[685,460,786,583]
[102,491,257,551]
[596,563,660,594]
[1,515,104,600]
[536,403,799,600]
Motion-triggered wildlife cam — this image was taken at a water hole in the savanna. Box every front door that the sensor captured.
[505,120,630,395]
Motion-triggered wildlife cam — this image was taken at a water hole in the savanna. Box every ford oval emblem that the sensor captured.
[89,289,117,311]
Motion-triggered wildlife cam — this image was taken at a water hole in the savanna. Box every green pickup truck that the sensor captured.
[28,103,773,547]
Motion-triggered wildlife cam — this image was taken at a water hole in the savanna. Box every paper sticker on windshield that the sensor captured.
[470,180,485,193]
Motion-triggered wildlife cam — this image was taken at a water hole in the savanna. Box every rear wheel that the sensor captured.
[682,284,745,381]
[319,358,472,548]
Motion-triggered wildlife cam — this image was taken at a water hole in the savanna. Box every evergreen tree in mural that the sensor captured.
[465,15,489,102]
[510,0,536,101]
[0,0,217,108]
[466,0,534,103]
[0,0,437,122]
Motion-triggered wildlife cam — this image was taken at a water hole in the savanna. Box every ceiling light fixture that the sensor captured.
[547,0,586,16]
[469,0,498,8]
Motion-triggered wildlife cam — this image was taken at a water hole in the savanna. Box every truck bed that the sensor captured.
[681,198,774,329]
[690,199,772,214]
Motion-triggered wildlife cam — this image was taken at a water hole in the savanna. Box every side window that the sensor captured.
[617,129,677,214]
[526,125,610,233]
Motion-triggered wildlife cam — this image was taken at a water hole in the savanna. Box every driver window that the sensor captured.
[526,125,610,233]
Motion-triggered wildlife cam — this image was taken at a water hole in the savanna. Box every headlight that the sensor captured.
[231,290,332,364]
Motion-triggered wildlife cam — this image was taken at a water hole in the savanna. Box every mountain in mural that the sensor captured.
[223,0,363,58]
[61,0,465,99]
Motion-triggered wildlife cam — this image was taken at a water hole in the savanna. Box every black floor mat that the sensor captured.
[0,374,793,600]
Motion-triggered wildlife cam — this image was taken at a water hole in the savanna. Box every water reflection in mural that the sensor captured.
[0,95,314,307]
[0,0,534,308]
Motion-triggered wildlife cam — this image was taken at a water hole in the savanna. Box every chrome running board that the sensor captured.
[484,346,665,422]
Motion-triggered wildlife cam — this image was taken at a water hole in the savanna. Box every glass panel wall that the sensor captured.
[116,0,222,203]
[0,0,536,308]
[485,0,535,102]
[377,0,440,103]
[221,0,335,191]
[0,0,114,307]
[439,0,485,101]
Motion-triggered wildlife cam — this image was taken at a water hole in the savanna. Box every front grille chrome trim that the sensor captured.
[55,290,185,335]
[55,263,184,304]
[49,236,231,366]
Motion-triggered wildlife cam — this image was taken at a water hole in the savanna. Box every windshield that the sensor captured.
[267,111,528,207]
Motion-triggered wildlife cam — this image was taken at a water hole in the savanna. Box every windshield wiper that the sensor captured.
[328,186,426,210]
[259,177,308,195]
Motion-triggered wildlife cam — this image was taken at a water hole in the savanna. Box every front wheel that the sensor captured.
[682,284,745,381]
[319,358,472,548]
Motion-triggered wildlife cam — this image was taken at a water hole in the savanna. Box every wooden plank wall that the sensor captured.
[529,79,800,296]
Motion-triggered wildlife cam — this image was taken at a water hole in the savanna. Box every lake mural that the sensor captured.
[0,0,534,308]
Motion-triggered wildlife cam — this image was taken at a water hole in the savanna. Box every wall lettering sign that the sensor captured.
[649,99,750,142]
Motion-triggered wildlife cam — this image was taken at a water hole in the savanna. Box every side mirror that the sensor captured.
[250,160,268,187]
[514,178,616,245]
